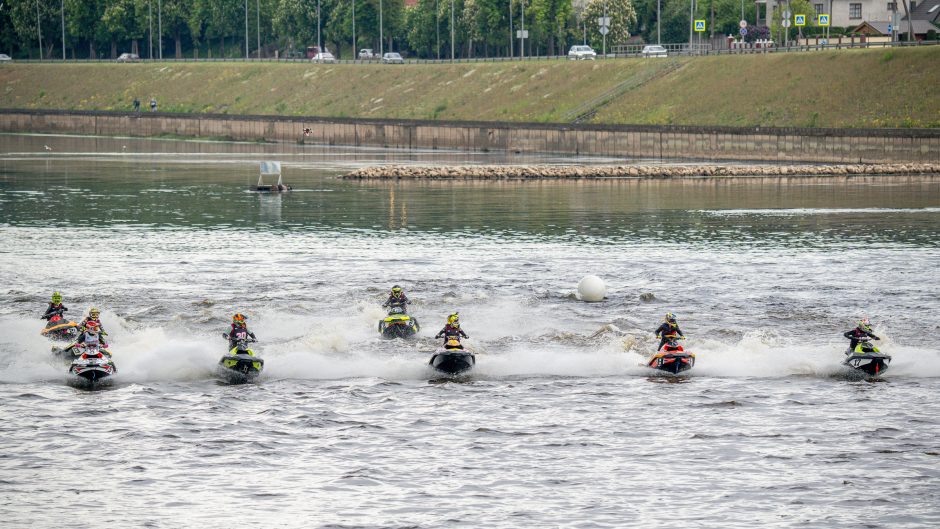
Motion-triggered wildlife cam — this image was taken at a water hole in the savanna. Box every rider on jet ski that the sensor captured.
[66,320,109,355]
[844,319,880,352]
[654,313,684,351]
[79,308,108,337]
[435,313,469,346]
[224,313,257,349]
[382,285,411,313]
[41,291,68,321]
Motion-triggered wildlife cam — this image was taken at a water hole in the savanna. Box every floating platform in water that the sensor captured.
[254,161,291,192]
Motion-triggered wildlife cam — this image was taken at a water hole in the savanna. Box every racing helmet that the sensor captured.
[89,307,100,318]
[447,313,459,325]
[665,312,677,325]
[51,291,62,304]
[857,318,872,332]
[391,285,403,298]
[232,313,247,327]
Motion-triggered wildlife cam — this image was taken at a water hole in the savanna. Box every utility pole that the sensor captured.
[657,0,661,44]
[245,0,249,58]
[158,0,162,59]
[451,0,455,60]
[603,1,608,56]
[317,0,321,55]
[36,0,43,61]
[509,0,513,58]
[379,0,383,56]
[352,0,356,57]
[520,0,525,59]
[437,0,441,59]
[257,0,261,57]
[149,0,153,59]
[60,0,66,60]
[689,0,694,49]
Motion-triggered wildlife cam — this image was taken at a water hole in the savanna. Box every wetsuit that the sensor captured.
[226,325,257,349]
[844,328,879,352]
[42,303,68,321]
[435,324,468,346]
[79,317,108,337]
[382,294,411,312]
[655,323,684,351]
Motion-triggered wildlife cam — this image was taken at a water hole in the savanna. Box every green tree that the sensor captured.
[583,0,637,47]
[769,0,815,44]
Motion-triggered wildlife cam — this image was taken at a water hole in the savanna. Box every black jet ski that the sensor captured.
[378,306,419,339]
[67,344,116,386]
[646,340,695,375]
[218,335,264,383]
[40,313,79,341]
[429,339,476,375]
[843,338,891,377]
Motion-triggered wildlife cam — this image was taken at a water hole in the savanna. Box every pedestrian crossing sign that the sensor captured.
[694,20,706,32]
[795,14,806,26]
[818,14,830,26]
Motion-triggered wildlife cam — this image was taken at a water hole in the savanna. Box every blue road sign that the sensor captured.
[740,28,748,36]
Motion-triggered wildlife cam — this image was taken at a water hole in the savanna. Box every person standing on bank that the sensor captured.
[133,97,140,114]
[150,97,157,112]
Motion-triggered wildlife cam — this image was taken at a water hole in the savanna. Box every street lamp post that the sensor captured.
[450,0,455,60]
[245,0,249,58]
[60,0,65,60]
[257,0,261,57]
[317,0,321,55]
[520,0,525,59]
[352,0,356,58]
[379,0,384,56]
[158,0,162,59]
[149,0,153,59]
[36,0,43,60]
[509,0,513,58]
[657,0,661,44]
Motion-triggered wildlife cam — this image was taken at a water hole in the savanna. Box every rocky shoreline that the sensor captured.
[343,163,940,180]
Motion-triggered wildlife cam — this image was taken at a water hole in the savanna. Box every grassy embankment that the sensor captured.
[1,46,938,128]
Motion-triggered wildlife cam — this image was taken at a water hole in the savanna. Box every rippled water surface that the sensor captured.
[2,134,940,528]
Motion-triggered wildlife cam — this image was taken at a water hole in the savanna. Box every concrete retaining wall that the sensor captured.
[2,109,938,163]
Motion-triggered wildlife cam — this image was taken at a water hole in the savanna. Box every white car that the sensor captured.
[641,45,668,58]
[382,52,404,64]
[312,52,336,63]
[358,49,377,60]
[568,45,597,60]
[0,54,12,62]
[116,52,140,62]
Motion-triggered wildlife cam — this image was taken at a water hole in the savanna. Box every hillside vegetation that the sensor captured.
[1,47,938,128]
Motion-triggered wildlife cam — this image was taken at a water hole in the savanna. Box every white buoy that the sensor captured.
[577,275,607,302]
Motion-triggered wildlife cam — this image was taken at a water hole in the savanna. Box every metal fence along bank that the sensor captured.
[1,109,938,164]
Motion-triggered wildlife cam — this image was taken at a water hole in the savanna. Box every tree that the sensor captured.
[583,0,637,47]
[769,0,815,44]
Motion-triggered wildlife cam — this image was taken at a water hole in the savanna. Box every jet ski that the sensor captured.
[67,343,116,385]
[843,337,891,377]
[646,340,695,375]
[40,313,79,341]
[378,306,419,339]
[429,339,476,375]
[218,336,264,383]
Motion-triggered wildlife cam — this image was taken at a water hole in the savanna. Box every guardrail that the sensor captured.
[4,39,937,65]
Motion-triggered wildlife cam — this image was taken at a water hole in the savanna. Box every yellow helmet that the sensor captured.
[89,307,100,318]
[447,313,459,325]
[51,291,62,304]
[391,285,403,297]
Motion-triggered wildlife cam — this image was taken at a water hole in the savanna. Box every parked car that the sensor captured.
[381,52,404,64]
[641,45,668,58]
[568,45,597,60]
[0,54,12,62]
[116,53,140,62]
[312,52,336,63]
[358,49,377,60]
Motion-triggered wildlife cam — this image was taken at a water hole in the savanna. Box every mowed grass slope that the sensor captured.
[1,46,937,128]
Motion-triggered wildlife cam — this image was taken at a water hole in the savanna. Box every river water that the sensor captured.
[1,134,939,528]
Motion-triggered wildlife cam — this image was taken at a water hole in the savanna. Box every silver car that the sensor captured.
[0,54,12,62]
[312,52,336,64]
[641,45,668,58]
[568,45,597,60]
[116,53,140,62]
[382,52,404,64]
